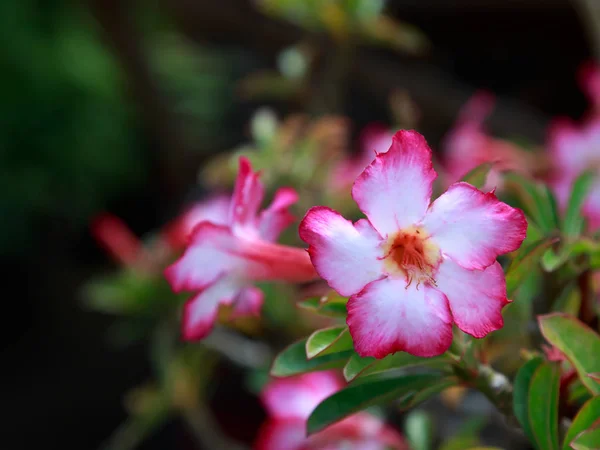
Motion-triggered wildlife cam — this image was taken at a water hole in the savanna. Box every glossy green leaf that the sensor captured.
[564,171,596,239]
[570,421,600,450]
[563,397,600,450]
[270,338,353,377]
[505,238,555,297]
[397,377,457,410]
[460,162,493,189]
[307,373,442,435]
[513,357,544,445]
[528,362,560,450]
[539,314,600,395]
[306,326,353,359]
[343,351,450,382]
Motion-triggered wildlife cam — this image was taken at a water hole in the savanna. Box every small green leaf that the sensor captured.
[343,351,450,382]
[570,421,600,450]
[270,338,353,377]
[563,397,600,450]
[307,373,442,435]
[461,162,494,189]
[528,362,560,450]
[513,357,544,445]
[539,314,600,395]
[563,171,596,239]
[505,238,556,297]
[306,326,353,359]
[297,291,348,318]
[541,243,573,272]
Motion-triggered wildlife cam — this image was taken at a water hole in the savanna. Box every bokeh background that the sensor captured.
[2,0,598,448]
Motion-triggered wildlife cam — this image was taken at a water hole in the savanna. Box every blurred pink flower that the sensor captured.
[578,61,600,110]
[443,91,531,190]
[162,195,231,250]
[254,371,407,450]
[330,123,394,191]
[165,157,318,340]
[91,214,148,270]
[548,116,600,231]
[301,130,527,358]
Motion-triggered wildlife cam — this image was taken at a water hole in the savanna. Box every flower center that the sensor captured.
[381,226,440,288]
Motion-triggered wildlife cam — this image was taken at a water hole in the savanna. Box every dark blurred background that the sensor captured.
[1,0,595,448]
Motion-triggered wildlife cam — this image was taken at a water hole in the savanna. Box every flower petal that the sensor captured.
[347,277,453,358]
[259,187,299,242]
[164,223,239,293]
[436,259,509,338]
[261,371,343,420]
[162,195,230,249]
[254,419,306,450]
[181,277,242,341]
[422,182,527,270]
[299,206,384,297]
[230,286,264,319]
[91,213,142,267]
[352,130,437,236]
[230,156,264,233]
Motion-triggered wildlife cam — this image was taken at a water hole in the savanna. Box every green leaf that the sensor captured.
[307,373,442,435]
[404,410,434,450]
[438,417,487,450]
[343,351,450,382]
[305,326,353,359]
[270,338,353,377]
[460,162,494,189]
[297,291,348,318]
[563,397,600,450]
[570,421,600,450]
[563,171,596,239]
[504,172,559,234]
[541,243,573,272]
[513,357,544,445]
[397,377,457,410]
[528,362,560,450]
[552,282,581,316]
[539,314,600,395]
[505,238,556,297]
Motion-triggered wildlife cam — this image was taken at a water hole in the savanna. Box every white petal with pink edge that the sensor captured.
[351,130,437,236]
[261,371,342,420]
[436,259,509,338]
[230,285,264,319]
[300,207,384,297]
[422,182,527,270]
[347,277,453,358]
[164,223,241,292]
[181,276,243,341]
[259,187,299,242]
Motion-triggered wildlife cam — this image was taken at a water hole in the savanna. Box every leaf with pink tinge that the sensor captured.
[538,314,600,395]
[563,397,600,450]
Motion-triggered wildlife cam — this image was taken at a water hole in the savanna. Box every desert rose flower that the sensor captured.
[330,123,394,191]
[443,91,532,190]
[548,117,600,230]
[300,130,527,358]
[165,157,318,340]
[254,371,407,450]
[578,61,600,111]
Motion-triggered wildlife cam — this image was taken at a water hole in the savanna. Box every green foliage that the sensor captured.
[563,397,600,450]
[527,363,560,450]
[570,423,600,450]
[538,314,600,395]
[460,162,494,189]
[305,326,354,358]
[513,357,544,445]
[343,351,450,382]
[270,338,352,376]
[563,171,597,239]
[307,373,445,435]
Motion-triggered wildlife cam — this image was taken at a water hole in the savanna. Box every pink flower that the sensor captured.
[165,157,318,340]
[330,123,394,191]
[254,371,407,450]
[443,91,530,190]
[300,130,527,359]
[162,195,230,250]
[578,61,600,110]
[548,117,600,231]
